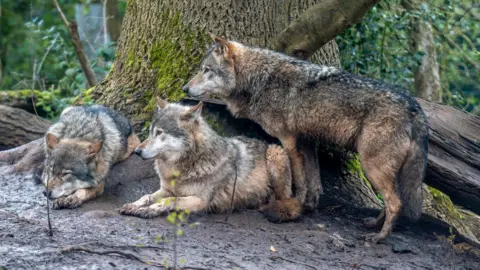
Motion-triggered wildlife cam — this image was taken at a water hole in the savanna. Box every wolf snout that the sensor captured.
[133,148,143,156]
[43,190,52,198]
[182,84,189,93]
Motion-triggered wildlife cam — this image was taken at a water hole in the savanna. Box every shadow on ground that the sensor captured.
[1,156,479,270]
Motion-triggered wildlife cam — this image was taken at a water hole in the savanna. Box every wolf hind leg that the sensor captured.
[363,209,385,229]
[357,128,410,243]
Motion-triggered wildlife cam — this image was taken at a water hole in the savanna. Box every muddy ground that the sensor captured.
[1,156,479,270]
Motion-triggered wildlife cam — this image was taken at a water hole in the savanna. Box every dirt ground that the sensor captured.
[1,156,479,270]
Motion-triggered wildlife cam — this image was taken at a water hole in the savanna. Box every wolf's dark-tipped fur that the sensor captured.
[42,105,140,209]
[119,98,301,221]
[184,34,428,243]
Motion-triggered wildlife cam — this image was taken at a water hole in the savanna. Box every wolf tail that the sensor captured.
[260,198,302,222]
[398,124,428,221]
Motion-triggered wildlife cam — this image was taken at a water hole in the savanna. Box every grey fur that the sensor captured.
[42,105,138,209]
[184,36,428,243]
[120,100,300,220]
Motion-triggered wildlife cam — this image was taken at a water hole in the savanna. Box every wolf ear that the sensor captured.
[87,140,103,158]
[46,133,58,150]
[181,101,203,121]
[155,96,168,110]
[208,32,236,63]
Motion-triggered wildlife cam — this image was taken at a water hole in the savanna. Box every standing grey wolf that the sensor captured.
[183,34,428,243]
[119,97,301,222]
[42,105,140,209]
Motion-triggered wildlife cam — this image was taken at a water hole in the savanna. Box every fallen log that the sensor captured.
[0,105,51,150]
[417,99,480,212]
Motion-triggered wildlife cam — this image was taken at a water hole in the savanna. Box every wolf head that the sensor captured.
[134,97,203,162]
[42,134,102,199]
[183,33,242,98]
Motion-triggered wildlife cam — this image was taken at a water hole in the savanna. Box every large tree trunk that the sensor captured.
[403,0,442,102]
[89,0,340,131]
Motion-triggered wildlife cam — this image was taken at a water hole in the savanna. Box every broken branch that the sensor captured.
[53,0,97,87]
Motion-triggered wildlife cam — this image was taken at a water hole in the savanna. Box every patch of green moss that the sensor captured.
[345,153,384,201]
[72,86,95,105]
[204,115,227,136]
[0,89,42,101]
[149,11,210,103]
[345,153,371,189]
[428,186,464,220]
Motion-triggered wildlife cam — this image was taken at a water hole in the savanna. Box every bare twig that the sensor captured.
[30,2,53,238]
[270,256,318,270]
[53,0,97,87]
[61,245,166,268]
[37,34,60,78]
[224,161,238,222]
[61,245,209,270]
[103,0,109,45]
[53,0,69,27]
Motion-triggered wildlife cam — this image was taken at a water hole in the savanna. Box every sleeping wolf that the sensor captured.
[119,98,301,222]
[42,105,140,209]
[183,34,428,243]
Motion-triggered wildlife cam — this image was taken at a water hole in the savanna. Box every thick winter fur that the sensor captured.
[119,98,301,222]
[184,34,428,243]
[42,105,140,209]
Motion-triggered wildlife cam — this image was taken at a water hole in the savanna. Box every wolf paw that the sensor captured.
[120,204,168,219]
[303,197,318,213]
[363,232,386,244]
[52,195,82,209]
[119,203,140,216]
[363,217,380,228]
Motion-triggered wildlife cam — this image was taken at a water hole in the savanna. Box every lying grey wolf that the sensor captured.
[183,34,428,243]
[42,105,140,209]
[119,98,301,222]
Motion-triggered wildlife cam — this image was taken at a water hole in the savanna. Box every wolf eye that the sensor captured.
[62,171,72,177]
[203,66,211,73]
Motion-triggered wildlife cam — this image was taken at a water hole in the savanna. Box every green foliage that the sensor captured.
[1,0,120,119]
[337,0,479,114]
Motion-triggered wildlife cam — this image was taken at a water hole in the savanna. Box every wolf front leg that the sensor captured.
[119,188,172,215]
[280,136,307,206]
[52,184,105,209]
[297,138,323,212]
[122,196,207,219]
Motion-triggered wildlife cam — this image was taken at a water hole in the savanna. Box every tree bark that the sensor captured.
[0,105,50,150]
[402,0,442,102]
[418,99,480,212]
[90,0,340,131]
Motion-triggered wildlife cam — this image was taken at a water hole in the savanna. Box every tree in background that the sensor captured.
[337,0,479,113]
